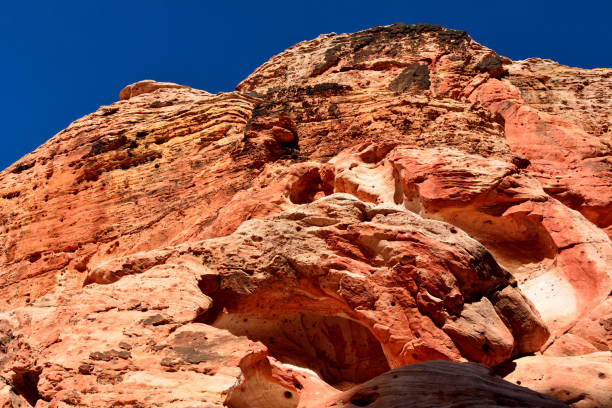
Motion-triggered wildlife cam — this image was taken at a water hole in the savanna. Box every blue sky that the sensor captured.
[1,1,611,170]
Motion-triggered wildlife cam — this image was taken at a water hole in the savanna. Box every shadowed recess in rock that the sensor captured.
[198,278,390,387]
[10,369,42,407]
[216,313,389,387]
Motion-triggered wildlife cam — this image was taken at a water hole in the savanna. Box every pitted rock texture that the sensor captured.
[0,196,557,407]
[1,22,611,407]
[86,195,548,369]
[502,352,612,408]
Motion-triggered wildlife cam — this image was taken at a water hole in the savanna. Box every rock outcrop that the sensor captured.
[502,353,612,408]
[325,361,567,408]
[0,23,610,407]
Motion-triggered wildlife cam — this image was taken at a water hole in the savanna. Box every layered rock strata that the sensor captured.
[0,23,610,407]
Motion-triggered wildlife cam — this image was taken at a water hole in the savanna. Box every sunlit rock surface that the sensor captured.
[0,23,610,407]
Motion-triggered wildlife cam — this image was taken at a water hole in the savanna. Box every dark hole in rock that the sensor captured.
[28,252,42,263]
[350,391,380,406]
[197,274,221,299]
[11,369,42,406]
[288,168,333,204]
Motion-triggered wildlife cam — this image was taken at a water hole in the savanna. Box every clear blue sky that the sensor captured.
[1,1,611,170]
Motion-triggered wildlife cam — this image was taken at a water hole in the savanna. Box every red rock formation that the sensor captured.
[119,79,190,101]
[1,23,610,407]
[503,353,612,408]
[0,196,556,407]
[86,195,548,368]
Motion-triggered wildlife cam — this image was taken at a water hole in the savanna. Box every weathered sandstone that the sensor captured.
[0,23,610,407]
[325,361,567,408]
[119,80,191,101]
[503,353,612,408]
[0,196,559,407]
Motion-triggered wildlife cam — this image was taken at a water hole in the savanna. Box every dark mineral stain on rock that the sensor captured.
[171,331,236,364]
[350,23,470,62]
[389,63,431,92]
[312,45,342,76]
[476,54,507,78]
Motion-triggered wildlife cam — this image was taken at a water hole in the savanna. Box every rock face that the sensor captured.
[502,353,612,408]
[0,23,610,407]
[325,361,567,408]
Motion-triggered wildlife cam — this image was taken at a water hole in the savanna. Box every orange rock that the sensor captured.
[0,195,550,407]
[118,79,190,100]
[328,143,611,342]
[503,353,612,408]
[0,22,610,407]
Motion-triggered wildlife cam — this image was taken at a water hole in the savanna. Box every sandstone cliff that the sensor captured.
[0,23,610,408]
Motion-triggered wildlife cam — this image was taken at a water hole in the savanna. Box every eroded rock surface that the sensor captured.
[87,195,548,370]
[503,353,612,408]
[325,361,567,408]
[1,22,610,407]
[0,196,556,407]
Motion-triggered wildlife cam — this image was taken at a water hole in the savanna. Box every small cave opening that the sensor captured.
[215,311,390,388]
[288,168,333,204]
[11,369,42,406]
[197,276,389,388]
